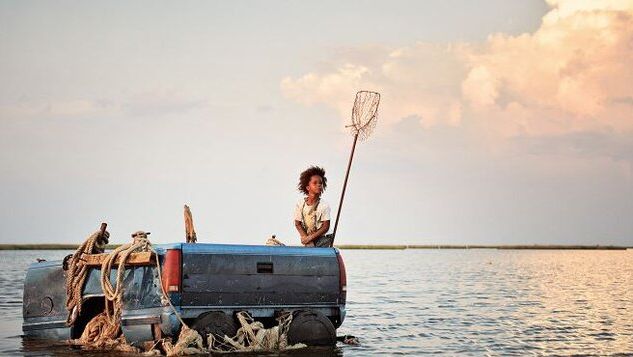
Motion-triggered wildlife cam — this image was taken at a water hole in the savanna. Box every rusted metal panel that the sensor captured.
[181,244,340,308]
[23,261,67,319]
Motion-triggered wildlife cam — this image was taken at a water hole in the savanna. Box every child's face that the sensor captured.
[306,175,323,196]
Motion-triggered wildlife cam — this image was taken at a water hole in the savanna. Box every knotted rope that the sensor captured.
[100,232,151,326]
[206,311,305,352]
[66,231,157,351]
[65,228,308,355]
[65,229,108,325]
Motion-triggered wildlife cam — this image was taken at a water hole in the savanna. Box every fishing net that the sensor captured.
[332,90,381,242]
[349,90,380,141]
[205,311,306,353]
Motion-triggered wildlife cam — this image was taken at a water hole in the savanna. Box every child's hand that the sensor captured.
[301,234,312,245]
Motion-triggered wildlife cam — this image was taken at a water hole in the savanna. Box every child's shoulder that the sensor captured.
[318,199,330,209]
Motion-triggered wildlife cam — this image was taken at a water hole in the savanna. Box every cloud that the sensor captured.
[123,91,206,117]
[281,0,633,139]
[463,0,633,136]
[0,91,207,121]
[282,43,468,128]
[512,129,633,165]
[0,98,117,120]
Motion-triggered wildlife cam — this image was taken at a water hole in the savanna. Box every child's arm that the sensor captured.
[294,220,308,241]
[293,202,309,243]
[303,220,330,245]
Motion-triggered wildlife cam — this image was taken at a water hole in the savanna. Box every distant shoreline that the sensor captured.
[337,244,631,250]
[0,244,629,250]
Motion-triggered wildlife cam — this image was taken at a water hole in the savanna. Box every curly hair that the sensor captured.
[298,166,327,195]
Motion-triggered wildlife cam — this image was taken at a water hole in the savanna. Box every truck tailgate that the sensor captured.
[180,244,340,307]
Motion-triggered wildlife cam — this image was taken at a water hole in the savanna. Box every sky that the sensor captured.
[0,0,631,246]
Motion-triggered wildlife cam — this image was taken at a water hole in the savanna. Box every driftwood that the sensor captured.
[184,205,197,243]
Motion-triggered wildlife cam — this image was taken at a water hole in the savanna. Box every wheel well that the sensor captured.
[71,296,105,339]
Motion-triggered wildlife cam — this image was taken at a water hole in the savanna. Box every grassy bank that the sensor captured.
[1,243,628,250]
[335,244,407,250]
[0,244,122,250]
[0,244,79,250]
[335,244,630,250]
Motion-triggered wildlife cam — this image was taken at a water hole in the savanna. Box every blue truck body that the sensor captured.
[22,243,347,344]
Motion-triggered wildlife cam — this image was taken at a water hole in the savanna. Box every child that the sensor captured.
[294,166,332,247]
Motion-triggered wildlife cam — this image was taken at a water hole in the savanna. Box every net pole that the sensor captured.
[332,132,359,245]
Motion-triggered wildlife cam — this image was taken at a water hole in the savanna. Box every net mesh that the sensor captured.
[349,91,380,141]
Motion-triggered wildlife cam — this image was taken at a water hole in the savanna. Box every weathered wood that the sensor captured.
[82,251,155,267]
[184,204,197,243]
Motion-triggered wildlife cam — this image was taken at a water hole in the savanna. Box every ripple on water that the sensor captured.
[2,249,633,356]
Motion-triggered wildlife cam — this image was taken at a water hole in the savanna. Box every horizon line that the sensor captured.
[0,243,630,251]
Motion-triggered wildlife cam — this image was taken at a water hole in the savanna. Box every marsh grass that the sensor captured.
[0,244,122,250]
[335,244,629,250]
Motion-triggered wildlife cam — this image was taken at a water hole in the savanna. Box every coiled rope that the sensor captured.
[65,230,194,353]
[100,233,151,326]
[65,229,303,355]
[65,230,108,326]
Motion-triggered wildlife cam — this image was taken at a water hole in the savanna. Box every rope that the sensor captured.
[99,233,150,326]
[66,229,306,355]
[65,230,106,325]
[205,312,306,353]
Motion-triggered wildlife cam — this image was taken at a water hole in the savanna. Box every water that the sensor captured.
[1,249,632,356]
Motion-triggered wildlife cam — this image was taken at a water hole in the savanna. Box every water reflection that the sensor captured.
[20,338,345,357]
[2,249,632,356]
[338,249,633,356]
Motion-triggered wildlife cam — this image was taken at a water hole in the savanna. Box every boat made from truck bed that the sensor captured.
[23,242,347,346]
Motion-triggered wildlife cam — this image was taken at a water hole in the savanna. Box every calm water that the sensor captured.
[1,249,632,356]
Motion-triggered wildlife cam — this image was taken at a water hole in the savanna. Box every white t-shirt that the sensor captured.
[294,198,331,231]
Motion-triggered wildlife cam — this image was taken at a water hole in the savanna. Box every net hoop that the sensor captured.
[349,90,380,141]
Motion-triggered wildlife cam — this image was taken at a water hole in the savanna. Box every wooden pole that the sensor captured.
[184,205,197,243]
[99,222,107,236]
[332,133,359,245]
[96,222,109,252]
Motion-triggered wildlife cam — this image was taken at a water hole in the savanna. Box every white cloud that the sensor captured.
[123,90,206,117]
[0,99,117,119]
[0,91,207,121]
[281,0,633,138]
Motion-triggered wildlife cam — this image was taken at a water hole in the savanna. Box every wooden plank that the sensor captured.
[82,251,155,267]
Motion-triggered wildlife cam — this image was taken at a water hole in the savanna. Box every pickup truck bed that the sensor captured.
[22,243,347,345]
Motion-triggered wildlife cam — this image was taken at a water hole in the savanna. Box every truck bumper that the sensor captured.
[121,306,181,345]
